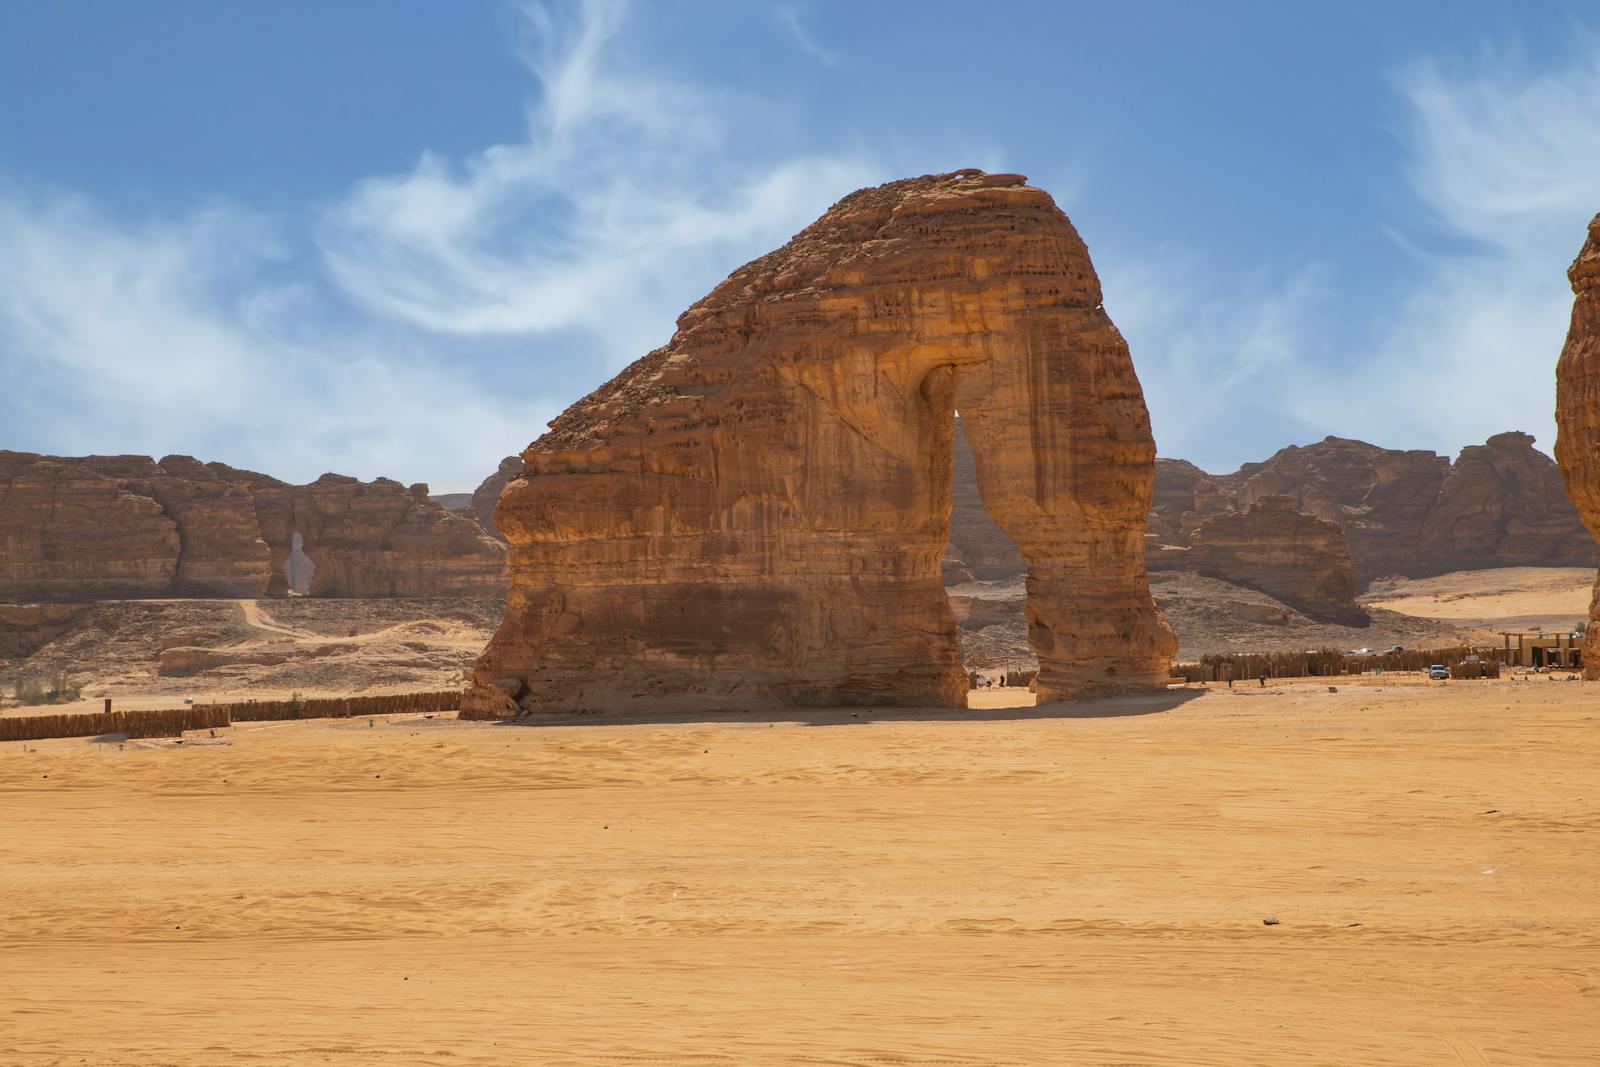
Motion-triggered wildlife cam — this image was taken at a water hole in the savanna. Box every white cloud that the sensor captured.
[0,187,531,490]
[1117,40,1600,470]
[1361,46,1600,454]
[319,0,874,362]
[774,5,841,67]
[0,0,881,490]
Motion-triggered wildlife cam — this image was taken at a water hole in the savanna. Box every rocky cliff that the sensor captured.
[467,456,524,542]
[1186,496,1369,626]
[1555,213,1600,676]
[467,170,1175,715]
[0,452,506,602]
[1219,434,1594,582]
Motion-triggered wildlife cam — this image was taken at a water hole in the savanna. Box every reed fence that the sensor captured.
[0,705,231,743]
[0,689,460,742]
[1172,646,1512,683]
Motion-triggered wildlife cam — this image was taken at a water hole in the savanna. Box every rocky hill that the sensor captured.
[1146,431,1596,587]
[0,452,506,602]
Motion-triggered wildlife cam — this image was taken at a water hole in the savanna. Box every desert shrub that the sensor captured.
[11,671,82,706]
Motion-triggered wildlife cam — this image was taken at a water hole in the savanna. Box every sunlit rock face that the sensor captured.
[1556,213,1600,677]
[465,170,1176,716]
[0,453,504,602]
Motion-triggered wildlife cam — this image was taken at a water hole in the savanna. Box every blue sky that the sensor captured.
[4,1,1599,490]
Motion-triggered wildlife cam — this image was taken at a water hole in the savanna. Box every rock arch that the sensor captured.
[465,170,1176,716]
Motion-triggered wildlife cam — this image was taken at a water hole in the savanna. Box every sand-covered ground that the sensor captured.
[1363,566,1596,635]
[0,598,502,711]
[953,566,1597,668]
[4,679,1596,1065]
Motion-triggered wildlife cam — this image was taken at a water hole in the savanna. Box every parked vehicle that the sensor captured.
[1384,645,1404,654]
[1427,664,1449,680]
[1347,647,1374,656]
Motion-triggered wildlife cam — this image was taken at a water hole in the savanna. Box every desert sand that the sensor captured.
[4,679,1596,1065]
[1363,566,1595,630]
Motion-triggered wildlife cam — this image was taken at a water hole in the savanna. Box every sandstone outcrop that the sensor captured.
[1418,432,1595,574]
[1148,458,1231,547]
[946,420,1024,581]
[467,170,1176,715]
[1186,496,1369,626]
[0,453,182,600]
[247,474,507,598]
[468,456,525,542]
[1222,434,1597,582]
[1555,213,1600,676]
[0,452,506,602]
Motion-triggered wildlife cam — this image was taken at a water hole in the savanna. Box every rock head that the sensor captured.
[466,170,1176,715]
[1556,213,1600,676]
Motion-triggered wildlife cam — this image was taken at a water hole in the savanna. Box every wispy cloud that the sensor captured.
[0,0,880,489]
[0,186,529,489]
[1118,38,1600,471]
[774,4,841,67]
[1361,43,1600,453]
[319,0,873,360]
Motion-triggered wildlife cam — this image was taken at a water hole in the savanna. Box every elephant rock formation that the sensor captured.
[1556,213,1600,677]
[466,170,1176,715]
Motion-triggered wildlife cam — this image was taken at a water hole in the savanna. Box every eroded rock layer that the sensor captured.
[1555,213,1600,676]
[1186,496,1369,626]
[468,170,1176,714]
[0,452,505,601]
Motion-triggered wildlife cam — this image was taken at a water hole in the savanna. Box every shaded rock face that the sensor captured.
[1186,496,1369,626]
[1148,458,1230,546]
[468,170,1176,714]
[1129,434,1597,588]
[1555,214,1600,676]
[945,420,1024,581]
[1224,437,1450,582]
[468,456,524,543]
[1418,432,1594,573]
[0,452,505,602]
[248,475,507,599]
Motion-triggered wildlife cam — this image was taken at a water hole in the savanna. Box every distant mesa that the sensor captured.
[465,169,1177,716]
[0,452,506,602]
[1139,431,1597,589]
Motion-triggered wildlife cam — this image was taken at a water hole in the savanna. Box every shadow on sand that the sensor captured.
[487,687,1205,731]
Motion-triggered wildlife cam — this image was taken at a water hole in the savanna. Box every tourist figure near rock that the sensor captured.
[1555,213,1600,678]
[465,170,1177,716]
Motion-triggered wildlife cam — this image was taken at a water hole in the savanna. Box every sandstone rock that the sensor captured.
[156,645,291,677]
[98,454,272,596]
[467,170,1176,715]
[0,603,87,659]
[1149,458,1230,546]
[0,452,506,602]
[1224,437,1450,582]
[947,420,1025,581]
[1133,433,1597,588]
[1419,432,1600,574]
[245,473,507,599]
[1555,213,1600,677]
[0,452,181,600]
[468,456,524,542]
[1187,495,1369,626]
